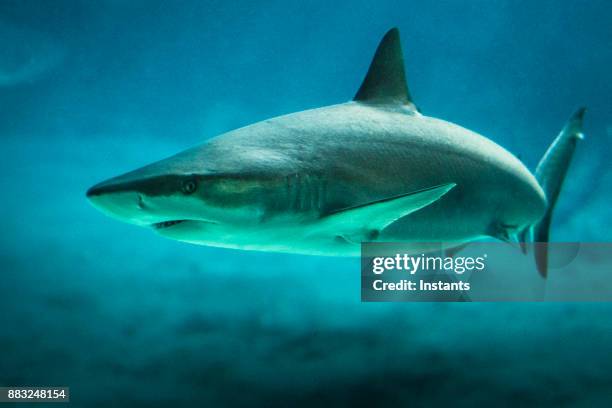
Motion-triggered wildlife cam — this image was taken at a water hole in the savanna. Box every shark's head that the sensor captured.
[86,138,288,243]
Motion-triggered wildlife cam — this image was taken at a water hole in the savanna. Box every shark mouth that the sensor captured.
[152,220,187,230]
[152,219,218,230]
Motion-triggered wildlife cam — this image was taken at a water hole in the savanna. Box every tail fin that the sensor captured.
[531,108,586,277]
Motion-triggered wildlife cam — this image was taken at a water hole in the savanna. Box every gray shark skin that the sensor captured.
[87,28,583,274]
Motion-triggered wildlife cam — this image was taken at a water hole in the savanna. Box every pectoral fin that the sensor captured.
[322,183,456,241]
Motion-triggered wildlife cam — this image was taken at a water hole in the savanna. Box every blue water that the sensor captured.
[1,0,611,406]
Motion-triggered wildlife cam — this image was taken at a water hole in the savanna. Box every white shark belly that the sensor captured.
[156,217,468,256]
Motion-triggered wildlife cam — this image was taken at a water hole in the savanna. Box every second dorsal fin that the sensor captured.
[353,28,417,110]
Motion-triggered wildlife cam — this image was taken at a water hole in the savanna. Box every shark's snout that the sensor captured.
[86,167,219,229]
[87,179,152,226]
[86,180,125,198]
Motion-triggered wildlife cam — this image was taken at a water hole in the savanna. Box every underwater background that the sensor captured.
[1,0,611,406]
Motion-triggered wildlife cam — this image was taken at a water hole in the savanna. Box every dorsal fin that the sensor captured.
[354,28,417,110]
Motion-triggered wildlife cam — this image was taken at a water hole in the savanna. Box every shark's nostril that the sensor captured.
[137,194,145,209]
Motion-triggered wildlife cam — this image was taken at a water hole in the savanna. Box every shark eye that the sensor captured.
[181,179,197,195]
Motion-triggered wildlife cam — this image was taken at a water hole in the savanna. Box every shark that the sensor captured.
[87,28,584,276]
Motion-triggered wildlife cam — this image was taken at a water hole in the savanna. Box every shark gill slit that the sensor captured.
[294,174,302,211]
[310,175,317,211]
[286,173,321,214]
